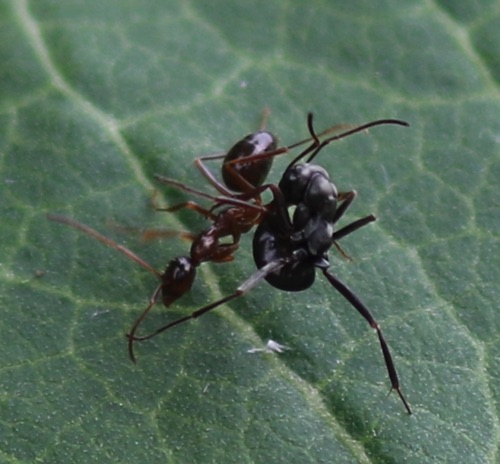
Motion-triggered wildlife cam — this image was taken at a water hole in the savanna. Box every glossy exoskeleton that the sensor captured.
[134,115,412,414]
[49,112,412,414]
[253,115,412,414]
[49,111,336,362]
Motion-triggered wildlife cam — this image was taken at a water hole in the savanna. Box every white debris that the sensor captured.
[247,339,290,354]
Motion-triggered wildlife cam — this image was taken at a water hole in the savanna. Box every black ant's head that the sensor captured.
[279,163,331,206]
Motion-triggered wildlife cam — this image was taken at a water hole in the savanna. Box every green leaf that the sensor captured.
[1,0,498,463]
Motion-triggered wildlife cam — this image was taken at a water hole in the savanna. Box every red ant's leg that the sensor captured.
[154,174,267,213]
[157,200,217,220]
[109,221,197,243]
[127,255,197,362]
[47,214,161,277]
[192,114,355,199]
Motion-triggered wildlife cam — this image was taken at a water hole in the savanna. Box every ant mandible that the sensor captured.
[49,112,412,414]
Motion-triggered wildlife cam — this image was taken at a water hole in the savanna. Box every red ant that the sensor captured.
[48,113,411,414]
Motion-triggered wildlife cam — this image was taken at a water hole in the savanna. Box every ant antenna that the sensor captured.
[285,116,409,171]
[307,112,321,147]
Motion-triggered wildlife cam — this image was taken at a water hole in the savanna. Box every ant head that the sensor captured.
[279,163,331,205]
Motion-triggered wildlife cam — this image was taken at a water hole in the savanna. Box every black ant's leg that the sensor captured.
[322,269,412,414]
[331,215,376,260]
[128,258,288,343]
[331,215,377,242]
[333,190,357,224]
[327,190,376,259]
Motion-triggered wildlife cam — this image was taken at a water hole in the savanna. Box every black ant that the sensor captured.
[48,113,411,414]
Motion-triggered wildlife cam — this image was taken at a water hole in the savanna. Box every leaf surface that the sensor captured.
[1,0,499,463]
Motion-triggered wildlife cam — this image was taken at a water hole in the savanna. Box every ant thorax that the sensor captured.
[279,163,336,207]
[279,163,338,256]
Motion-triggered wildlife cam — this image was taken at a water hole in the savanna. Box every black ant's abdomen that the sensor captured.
[253,220,315,292]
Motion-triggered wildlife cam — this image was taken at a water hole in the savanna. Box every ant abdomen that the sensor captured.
[253,220,316,292]
[222,131,277,191]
